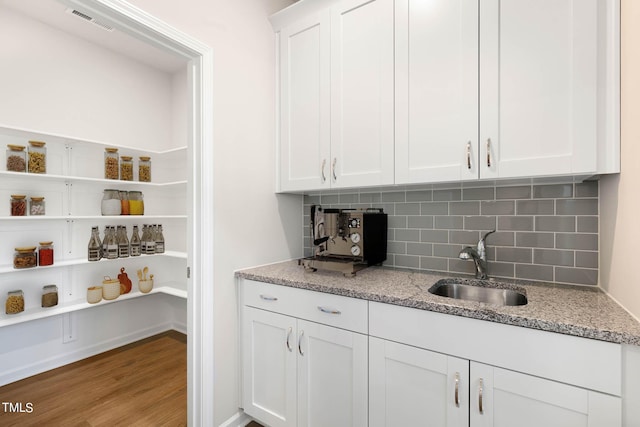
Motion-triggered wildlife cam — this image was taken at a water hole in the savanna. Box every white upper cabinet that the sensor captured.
[330,0,395,189]
[279,11,331,192]
[275,0,394,192]
[395,0,479,184]
[479,0,619,179]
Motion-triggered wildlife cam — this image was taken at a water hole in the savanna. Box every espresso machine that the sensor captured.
[299,205,387,276]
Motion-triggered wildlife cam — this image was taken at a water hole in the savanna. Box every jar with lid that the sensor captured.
[6,144,26,172]
[42,285,58,308]
[38,241,54,266]
[120,191,129,215]
[30,196,45,215]
[6,290,24,314]
[10,194,27,216]
[101,189,121,215]
[28,140,46,173]
[138,156,151,182]
[128,191,144,215]
[14,247,37,269]
[104,148,119,179]
[120,156,133,181]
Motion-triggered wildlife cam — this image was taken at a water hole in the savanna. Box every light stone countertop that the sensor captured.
[236,260,640,346]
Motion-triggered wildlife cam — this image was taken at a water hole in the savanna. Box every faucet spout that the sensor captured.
[459,230,495,279]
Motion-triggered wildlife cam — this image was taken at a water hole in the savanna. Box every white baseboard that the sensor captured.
[0,322,176,386]
[219,410,253,427]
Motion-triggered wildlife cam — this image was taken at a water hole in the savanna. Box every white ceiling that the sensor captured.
[0,0,187,74]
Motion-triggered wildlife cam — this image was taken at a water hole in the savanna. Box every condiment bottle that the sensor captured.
[10,194,27,216]
[104,147,119,179]
[38,241,54,266]
[130,225,141,256]
[138,156,151,182]
[88,226,102,261]
[6,144,26,172]
[28,140,46,173]
[42,285,58,308]
[105,226,118,259]
[117,225,129,258]
[155,224,165,254]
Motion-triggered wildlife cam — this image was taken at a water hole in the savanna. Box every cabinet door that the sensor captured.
[480,0,600,179]
[330,0,394,188]
[470,363,622,427]
[297,319,368,427]
[242,307,297,427]
[369,337,469,427]
[279,11,331,192]
[395,0,479,184]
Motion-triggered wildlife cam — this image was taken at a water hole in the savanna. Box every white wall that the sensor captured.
[0,5,176,151]
[122,0,301,425]
[600,0,640,321]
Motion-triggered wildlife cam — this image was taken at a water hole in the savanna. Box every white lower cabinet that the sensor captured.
[241,280,368,427]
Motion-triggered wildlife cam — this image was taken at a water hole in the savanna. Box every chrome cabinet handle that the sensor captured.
[478,378,484,414]
[486,138,492,168]
[454,372,460,407]
[466,142,472,169]
[259,294,278,301]
[317,306,341,315]
[298,330,304,356]
[332,158,337,181]
[321,158,327,183]
[286,327,292,352]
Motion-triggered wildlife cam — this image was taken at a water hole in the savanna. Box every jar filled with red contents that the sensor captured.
[38,241,54,266]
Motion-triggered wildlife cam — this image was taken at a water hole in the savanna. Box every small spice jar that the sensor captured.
[28,141,47,173]
[38,241,54,266]
[138,156,151,182]
[10,195,27,216]
[120,156,133,181]
[14,247,37,269]
[30,196,45,215]
[104,148,119,179]
[128,191,144,215]
[6,290,25,314]
[42,285,58,308]
[6,144,26,172]
[101,189,121,215]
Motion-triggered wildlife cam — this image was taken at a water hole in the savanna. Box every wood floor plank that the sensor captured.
[0,331,186,426]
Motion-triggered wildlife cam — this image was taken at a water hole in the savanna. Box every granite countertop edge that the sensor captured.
[236,262,640,346]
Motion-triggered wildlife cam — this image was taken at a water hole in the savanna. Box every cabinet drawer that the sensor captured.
[241,279,367,334]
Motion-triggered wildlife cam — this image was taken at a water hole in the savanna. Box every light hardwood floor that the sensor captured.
[0,330,186,426]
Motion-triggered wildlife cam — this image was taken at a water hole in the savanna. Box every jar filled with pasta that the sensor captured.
[6,290,24,314]
[138,156,151,182]
[28,140,47,173]
[104,148,119,179]
[120,156,133,181]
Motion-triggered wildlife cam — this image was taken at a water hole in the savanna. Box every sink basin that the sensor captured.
[428,280,527,306]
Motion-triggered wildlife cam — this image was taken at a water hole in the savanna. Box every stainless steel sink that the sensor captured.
[428,280,527,306]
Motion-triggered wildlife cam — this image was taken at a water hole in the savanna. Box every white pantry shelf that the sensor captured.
[0,283,187,329]
[0,170,186,187]
[0,215,187,221]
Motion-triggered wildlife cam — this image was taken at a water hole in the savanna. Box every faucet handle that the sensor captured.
[481,229,496,242]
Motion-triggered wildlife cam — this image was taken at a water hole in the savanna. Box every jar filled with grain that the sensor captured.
[10,195,27,216]
[42,285,58,308]
[104,148,119,179]
[28,141,47,173]
[30,196,45,215]
[138,156,151,182]
[6,144,26,172]
[13,247,37,269]
[6,290,24,314]
[120,156,133,181]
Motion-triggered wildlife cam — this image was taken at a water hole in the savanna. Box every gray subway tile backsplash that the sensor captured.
[302,181,600,287]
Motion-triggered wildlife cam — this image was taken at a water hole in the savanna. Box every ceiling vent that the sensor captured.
[65,8,114,32]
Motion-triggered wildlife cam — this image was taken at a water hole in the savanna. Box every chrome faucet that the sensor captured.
[459,230,495,279]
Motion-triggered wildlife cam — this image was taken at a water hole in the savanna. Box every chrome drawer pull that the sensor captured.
[486,138,492,168]
[332,158,337,181]
[298,330,304,356]
[259,294,278,301]
[454,372,460,407]
[286,327,292,352]
[478,378,484,414]
[317,306,341,315]
[321,159,327,183]
[466,142,472,169]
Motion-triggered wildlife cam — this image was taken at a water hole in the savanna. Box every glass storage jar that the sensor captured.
[28,140,46,173]
[30,196,45,215]
[104,147,119,179]
[42,285,58,308]
[128,191,144,215]
[10,194,27,216]
[38,241,54,266]
[6,144,26,172]
[119,190,129,215]
[101,189,121,215]
[6,290,24,314]
[14,247,37,269]
[120,156,133,181]
[138,156,151,182]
